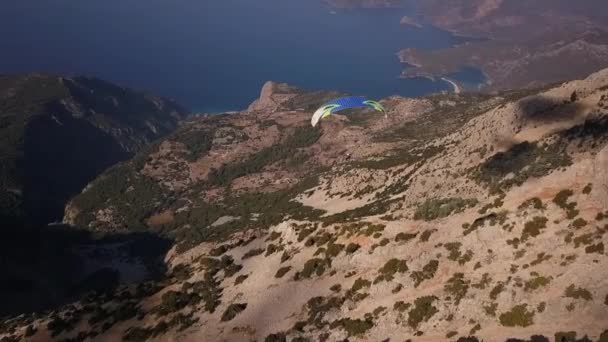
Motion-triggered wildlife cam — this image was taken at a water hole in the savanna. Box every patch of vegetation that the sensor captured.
[330,284,341,293]
[483,302,498,317]
[414,197,478,221]
[464,211,508,235]
[305,296,344,328]
[345,243,360,254]
[395,232,418,243]
[524,276,552,291]
[72,164,166,229]
[221,303,247,322]
[296,258,331,280]
[564,285,592,301]
[521,216,548,241]
[275,266,291,278]
[235,274,248,285]
[444,273,470,304]
[407,296,438,329]
[518,197,544,210]
[472,273,492,290]
[241,248,264,260]
[265,332,287,342]
[330,317,374,336]
[472,141,572,194]
[537,302,546,313]
[374,258,408,283]
[325,242,345,258]
[172,128,214,161]
[337,222,385,237]
[393,301,411,312]
[419,229,435,242]
[499,304,534,327]
[582,183,592,194]
[208,126,321,186]
[209,245,228,256]
[411,260,439,287]
[572,218,587,229]
[554,331,578,342]
[553,190,579,219]
[267,231,282,241]
[444,242,474,265]
[585,243,604,254]
[490,283,505,300]
[530,252,552,266]
[351,278,372,292]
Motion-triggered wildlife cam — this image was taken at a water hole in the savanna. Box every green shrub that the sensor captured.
[518,197,544,210]
[586,243,604,254]
[419,229,435,242]
[275,266,291,278]
[444,273,470,304]
[221,303,247,321]
[331,318,374,336]
[393,301,410,312]
[564,285,592,301]
[483,302,498,316]
[265,333,287,342]
[325,242,345,258]
[473,141,571,194]
[407,296,438,329]
[499,304,534,327]
[582,183,593,194]
[489,283,505,300]
[537,302,546,313]
[296,258,331,279]
[521,216,548,241]
[553,190,579,218]
[306,296,344,327]
[395,232,418,242]
[411,260,439,287]
[351,278,371,292]
[345,243,360,254]
[375,259,408,283]
[554,331,577,342]
[572,218,587,229]
[208,126,321,186]
[414,197,478,221]
[235,274,248,285]
[524,276,552,291]
[242,248,264,260]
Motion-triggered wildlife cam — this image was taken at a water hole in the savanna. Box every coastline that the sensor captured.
[440,77,461,94]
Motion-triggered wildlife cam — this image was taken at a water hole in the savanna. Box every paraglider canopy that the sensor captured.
[311,96,385,127]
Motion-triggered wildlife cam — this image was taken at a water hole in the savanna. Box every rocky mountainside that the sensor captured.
[2,69,608,341]
[0,74,186,226]
[395,0,608,92]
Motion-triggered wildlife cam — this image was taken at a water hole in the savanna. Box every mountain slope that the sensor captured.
[0,74,187,225]
[3,71,608,341]
[398,0,608,91]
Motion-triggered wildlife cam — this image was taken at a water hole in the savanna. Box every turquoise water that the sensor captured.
[0,0,479,113]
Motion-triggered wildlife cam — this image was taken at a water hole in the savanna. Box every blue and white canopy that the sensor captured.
[311,96,385,127]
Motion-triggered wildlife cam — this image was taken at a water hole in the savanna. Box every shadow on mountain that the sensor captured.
[22,101,132,225]
[0,223,171,317]
[516,94,584,123]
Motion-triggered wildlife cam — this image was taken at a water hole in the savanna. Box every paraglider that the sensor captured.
[311,96,385,127]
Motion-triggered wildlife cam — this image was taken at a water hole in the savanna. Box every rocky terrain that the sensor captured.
[0,74,186,225]
[1,67,608,341]
[395,0,608,92]
[0,74,185,317]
